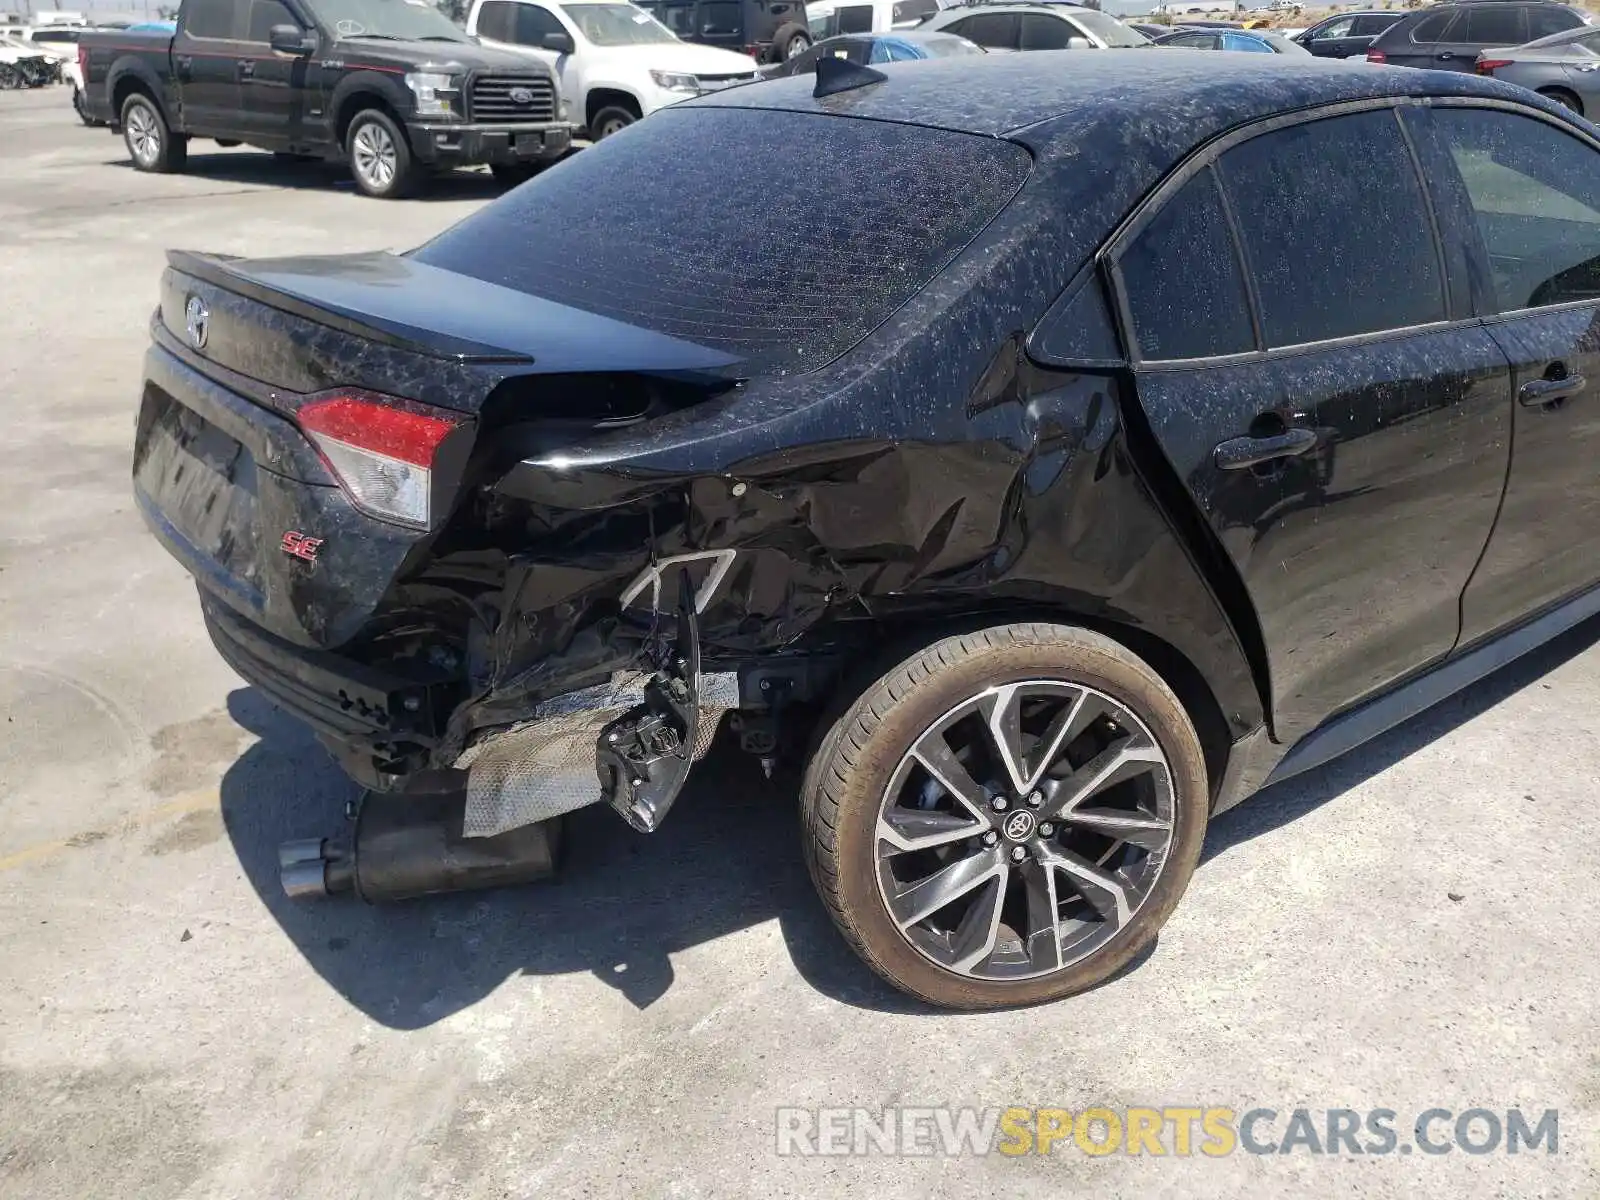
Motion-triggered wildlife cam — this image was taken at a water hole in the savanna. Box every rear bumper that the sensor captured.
[405,120,574,167]
[200,591,452,752]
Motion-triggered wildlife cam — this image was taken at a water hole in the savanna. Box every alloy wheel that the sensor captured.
[874,680,1176,982]
[352,121,397,191]
[786,37,808,59]
[126,103,160,166]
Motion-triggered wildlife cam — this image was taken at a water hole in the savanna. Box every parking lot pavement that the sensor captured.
[1,85,1597,1198]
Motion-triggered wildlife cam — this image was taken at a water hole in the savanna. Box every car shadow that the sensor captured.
[100,151,510,199]
[217,614,1600,1026]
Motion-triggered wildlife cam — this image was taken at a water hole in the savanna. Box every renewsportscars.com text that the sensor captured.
[774,1106,1559,1158]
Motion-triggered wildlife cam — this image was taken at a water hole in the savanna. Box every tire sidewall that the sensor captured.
[590,106,636,140]
[345,109,413,199]
[820,630,1208,1009]
[121,94,163,170]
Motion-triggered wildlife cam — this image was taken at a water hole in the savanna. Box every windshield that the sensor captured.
[1067,9,1148,46]
[566,3,677,44]
[311,0,469,41]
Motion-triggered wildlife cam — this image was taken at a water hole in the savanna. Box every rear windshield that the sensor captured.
[414,107,1031,376]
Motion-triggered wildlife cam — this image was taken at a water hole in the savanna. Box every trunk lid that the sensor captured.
[136,251,741,650]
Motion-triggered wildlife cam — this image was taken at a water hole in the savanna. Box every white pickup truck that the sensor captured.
[467,0,761,141]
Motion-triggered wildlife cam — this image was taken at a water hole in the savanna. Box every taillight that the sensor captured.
[1477,58,1511,75]
[297,392,466,529]
[1366,49,1386,63]
[76,43,87,76]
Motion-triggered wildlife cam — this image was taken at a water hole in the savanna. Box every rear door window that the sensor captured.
[834,3,873,33]
[1352,14,1396,35]
[699,0,741,34]
[1020,13,1075,49]
[415,108,1032,375]
[948,11,1018,47]
[1460,5,1525,44]
[1117,167,1256,360]
[1316,16,1355,38]
[183,0,238,39]
[1221,31,1271,51]
[1219,110,1445,347]
[1431,106,1600,311]
[1408,10,1458,42]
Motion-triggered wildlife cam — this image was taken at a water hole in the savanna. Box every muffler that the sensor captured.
[279,771,562,902]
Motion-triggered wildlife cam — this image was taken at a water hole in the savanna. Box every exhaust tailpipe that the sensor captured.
[277,772,562,903]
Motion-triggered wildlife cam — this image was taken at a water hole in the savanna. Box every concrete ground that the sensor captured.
[1,86,1596,1199]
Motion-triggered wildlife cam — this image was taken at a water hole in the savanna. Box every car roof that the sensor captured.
[693,45,1528,140]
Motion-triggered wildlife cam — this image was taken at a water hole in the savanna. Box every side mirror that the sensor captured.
[1066,35,1091,49]
[541,30,575,53]
[269,24,313,54]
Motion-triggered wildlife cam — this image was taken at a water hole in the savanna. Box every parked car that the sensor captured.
[807,0,939,42]
[1476,24,1600,113]
[129,50,1600,1008]
[920,1,1149,49]
[1366,0,1586,69]
[1129,21,1175,37]
[1152,26,1309,52]
[1291,9,1400,57]
[468,0,760,141]
[0,35,57,87]
[761,26,981,72]
[630,0,814,61]
[77,0,574,197]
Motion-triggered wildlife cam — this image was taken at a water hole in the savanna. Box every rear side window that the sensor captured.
[1221,31,1271,51]
[1352,14,1396,34]
[1407,10,1457,42]
[1432,107,1600,310]
[949,11,1017,47]
[1220,111,1444,347]
[184,0,237,38]
[1527,5,1583,38]
[891,0,936,22]
[415,108,1031,375]
[834,3,873,33]
[1118,168,1255,360]
[1461,6,1525,43]
[700,0,741,33]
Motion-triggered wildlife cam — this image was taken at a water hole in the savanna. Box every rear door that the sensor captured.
[1417,103,1600,643]
[1435,4,1528,70]
[170,0,250,135]
[1112,106,1514,738]
[1377,7,1459,69]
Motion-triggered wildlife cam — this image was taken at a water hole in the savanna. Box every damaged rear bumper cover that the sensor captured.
[201,560,740,838]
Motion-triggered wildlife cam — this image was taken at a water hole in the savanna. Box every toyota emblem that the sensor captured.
[1003,809,1036,841]
[184,295,209,351]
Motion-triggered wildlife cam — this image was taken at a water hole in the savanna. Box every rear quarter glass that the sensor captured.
[412,107,1033,377]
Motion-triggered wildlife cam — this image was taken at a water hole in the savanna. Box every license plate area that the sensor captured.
[134,385,262,590]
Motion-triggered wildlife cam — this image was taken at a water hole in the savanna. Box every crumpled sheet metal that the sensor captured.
[455,671,739,837]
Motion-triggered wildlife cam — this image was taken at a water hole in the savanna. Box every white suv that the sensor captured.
[468,0,761,140]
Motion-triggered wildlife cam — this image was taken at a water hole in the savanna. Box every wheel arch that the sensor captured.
[1536,85,1583,116]
[108,58,165,126]
[584,86,642,130]
[330,76,409,148]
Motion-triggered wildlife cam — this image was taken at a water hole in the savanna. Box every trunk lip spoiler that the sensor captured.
[164,249,749,378]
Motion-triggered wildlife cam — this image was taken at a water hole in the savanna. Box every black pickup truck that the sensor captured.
[79,0,575,197]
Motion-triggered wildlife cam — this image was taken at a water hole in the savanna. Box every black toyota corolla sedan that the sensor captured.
[133,52,1600,1009]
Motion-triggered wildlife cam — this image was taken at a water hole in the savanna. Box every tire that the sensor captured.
[121,91,187,173]
[1541,87,1582,115]
[772,22,811,60]
[0,64,23,91]
[800,622,1209,1010]
[344,108,418,199]
[588,103,637,140]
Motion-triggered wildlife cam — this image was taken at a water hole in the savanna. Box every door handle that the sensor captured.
[175,53,193,72]
[1437,51,1454,60]
[1213,427,1320,471]
[237,59,255,77]
[1518,374,1586,409]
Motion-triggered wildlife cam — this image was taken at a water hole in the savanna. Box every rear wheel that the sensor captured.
[345,109,418,199]
[589,103,638,140]
[772,22,811,60]
[121,92,187,173]
[800,623,1208,1009]
[1541,87,1582,115]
